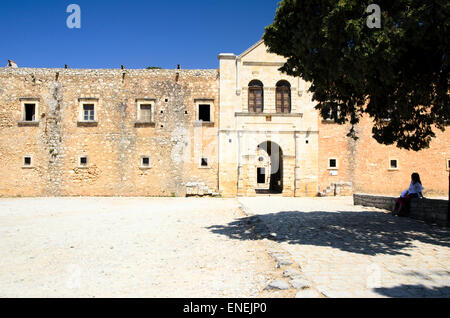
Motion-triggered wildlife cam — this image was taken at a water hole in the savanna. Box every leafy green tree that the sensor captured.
[263,0,449,151]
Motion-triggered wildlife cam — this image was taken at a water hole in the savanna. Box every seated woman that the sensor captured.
[393,173,424,217]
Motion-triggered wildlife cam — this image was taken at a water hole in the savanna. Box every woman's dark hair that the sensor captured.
[411,173,422,185]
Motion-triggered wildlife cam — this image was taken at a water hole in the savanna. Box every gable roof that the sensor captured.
[238,39,264,59]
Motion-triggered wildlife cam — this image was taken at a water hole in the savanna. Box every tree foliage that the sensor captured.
[263,0,449,151]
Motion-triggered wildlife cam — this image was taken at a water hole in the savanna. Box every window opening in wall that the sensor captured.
[141,156,151,168]
[83,104,95,121]
[24,104,36,121]
[79,156,88,167]
[257,168,266,184]
[276,81,291,114]
[199,104,211,122]
[201,158,208,167]
[329,159,337,169]
[140,104,152,123]
[248,80,264,113]
[24,156,32,166]
[390,159,398,170]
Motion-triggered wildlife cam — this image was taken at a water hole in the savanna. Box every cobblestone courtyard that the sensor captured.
[237,197,450,298]
[0,197,449,298]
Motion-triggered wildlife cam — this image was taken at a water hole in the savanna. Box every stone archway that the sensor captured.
[255,141,283,194]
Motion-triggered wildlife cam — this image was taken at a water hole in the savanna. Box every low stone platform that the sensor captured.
[354,193,449,227]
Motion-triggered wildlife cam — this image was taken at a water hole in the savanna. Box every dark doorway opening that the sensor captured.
[255,141,283,194]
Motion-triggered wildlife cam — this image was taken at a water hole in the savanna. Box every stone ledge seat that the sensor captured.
[353,193,449,227]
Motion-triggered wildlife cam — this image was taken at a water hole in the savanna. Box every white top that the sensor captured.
[407,181,424,195]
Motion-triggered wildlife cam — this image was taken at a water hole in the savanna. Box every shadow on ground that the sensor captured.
[374,284,450,298]
[207,210,450,256]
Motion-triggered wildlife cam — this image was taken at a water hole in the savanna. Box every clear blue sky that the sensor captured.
[0,0,279,69]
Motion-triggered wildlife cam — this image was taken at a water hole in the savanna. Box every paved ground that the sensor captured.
[0,197,277,298]
[1,196,449,298]
[238,197,450,298]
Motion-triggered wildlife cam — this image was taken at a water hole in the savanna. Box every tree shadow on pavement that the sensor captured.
[374,284,450,298]
[207,210,450,256]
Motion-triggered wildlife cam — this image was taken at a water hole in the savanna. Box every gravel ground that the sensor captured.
[0,197,277,298]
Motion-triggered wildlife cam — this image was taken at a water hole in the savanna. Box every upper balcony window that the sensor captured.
[276,81,291,114]
[248,80,264,113]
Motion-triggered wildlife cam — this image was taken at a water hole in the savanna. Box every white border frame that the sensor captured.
[388,158,399,171]
[327,158,339,170]
[21,100,39,122]
[139,155,152,169]
[195,99,215,124]
[136,99,156,123]
[77,155,89,168]
[78,99,99,123]
[22,155,34,168]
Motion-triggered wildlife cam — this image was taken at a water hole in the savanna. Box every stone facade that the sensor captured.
[0,68,219,197]
[319,116,450,197]
[218,41,319,198]
[0,40,449,197]
[218,41,449,198]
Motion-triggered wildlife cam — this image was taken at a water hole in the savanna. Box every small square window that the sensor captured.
[23,156,33,168]
[140,156,151,168]
[199,104,211,122]
[79,156,88,167]
[389,159,399,170]
[328,158,338,169]
[201,158,208,167]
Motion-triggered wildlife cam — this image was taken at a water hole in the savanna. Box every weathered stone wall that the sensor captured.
[318,120,357,196]
[0,67,219,197]
[1,40,448,198]
[353,193,397,211]
[319,116,450,196]
[354,193,449,227]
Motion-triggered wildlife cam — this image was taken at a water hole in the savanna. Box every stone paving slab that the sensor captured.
[237,197,450,298]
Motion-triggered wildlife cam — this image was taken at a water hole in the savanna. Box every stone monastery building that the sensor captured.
[0,40,449,198]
